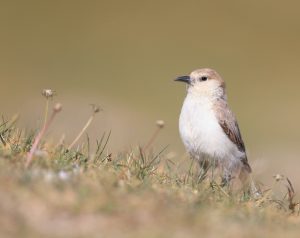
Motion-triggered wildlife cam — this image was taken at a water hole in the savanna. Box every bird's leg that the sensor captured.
[199,159,209,170]
[220,168,235,187]
[197,159,210,183]
[210,158,218,183]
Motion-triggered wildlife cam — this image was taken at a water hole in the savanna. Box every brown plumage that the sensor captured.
[214,99,252,173]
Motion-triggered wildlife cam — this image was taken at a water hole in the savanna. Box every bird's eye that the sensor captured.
[200,76,208,81]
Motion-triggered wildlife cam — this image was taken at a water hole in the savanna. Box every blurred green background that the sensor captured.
[1,0,300,185]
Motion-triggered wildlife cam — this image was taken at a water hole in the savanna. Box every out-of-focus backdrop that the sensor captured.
[1,1,300,187]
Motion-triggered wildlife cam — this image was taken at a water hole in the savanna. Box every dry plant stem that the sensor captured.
[68,114,95,150]
[143,127,161,152]
[26,110,59,168]
[43,98,49,129]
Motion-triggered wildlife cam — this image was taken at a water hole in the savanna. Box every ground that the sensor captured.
[0,115,300,238]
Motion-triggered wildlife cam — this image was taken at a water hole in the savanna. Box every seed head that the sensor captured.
[273,174,285,182]
[156,120,165,128]
[90,104,102,114]
[53,103,62,113]
[42,89,56,99]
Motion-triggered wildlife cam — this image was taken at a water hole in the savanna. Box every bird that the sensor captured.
[175,68,251,185]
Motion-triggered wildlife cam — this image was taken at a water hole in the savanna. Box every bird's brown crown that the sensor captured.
[190,68,225,88]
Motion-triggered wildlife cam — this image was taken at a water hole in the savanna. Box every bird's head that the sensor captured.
[175,68,225,97]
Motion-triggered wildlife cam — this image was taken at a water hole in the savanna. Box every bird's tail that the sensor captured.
[241,158,252,173]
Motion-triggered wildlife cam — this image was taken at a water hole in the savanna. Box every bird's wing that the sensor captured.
[214,99,251,172]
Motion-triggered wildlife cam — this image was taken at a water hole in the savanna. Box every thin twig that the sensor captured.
[143,127,160,152]
[68,114,95,150]
[26,104,62,168]
[43,98,49,129]
[142,120,164,152]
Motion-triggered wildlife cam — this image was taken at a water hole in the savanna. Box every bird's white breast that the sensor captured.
[179,94,240,163]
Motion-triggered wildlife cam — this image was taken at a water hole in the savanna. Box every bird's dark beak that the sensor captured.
[175,75,190,84]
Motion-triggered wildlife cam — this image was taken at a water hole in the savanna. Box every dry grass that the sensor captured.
[0,102,300,238]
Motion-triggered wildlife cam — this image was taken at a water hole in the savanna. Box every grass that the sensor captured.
[0,97,300,238]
